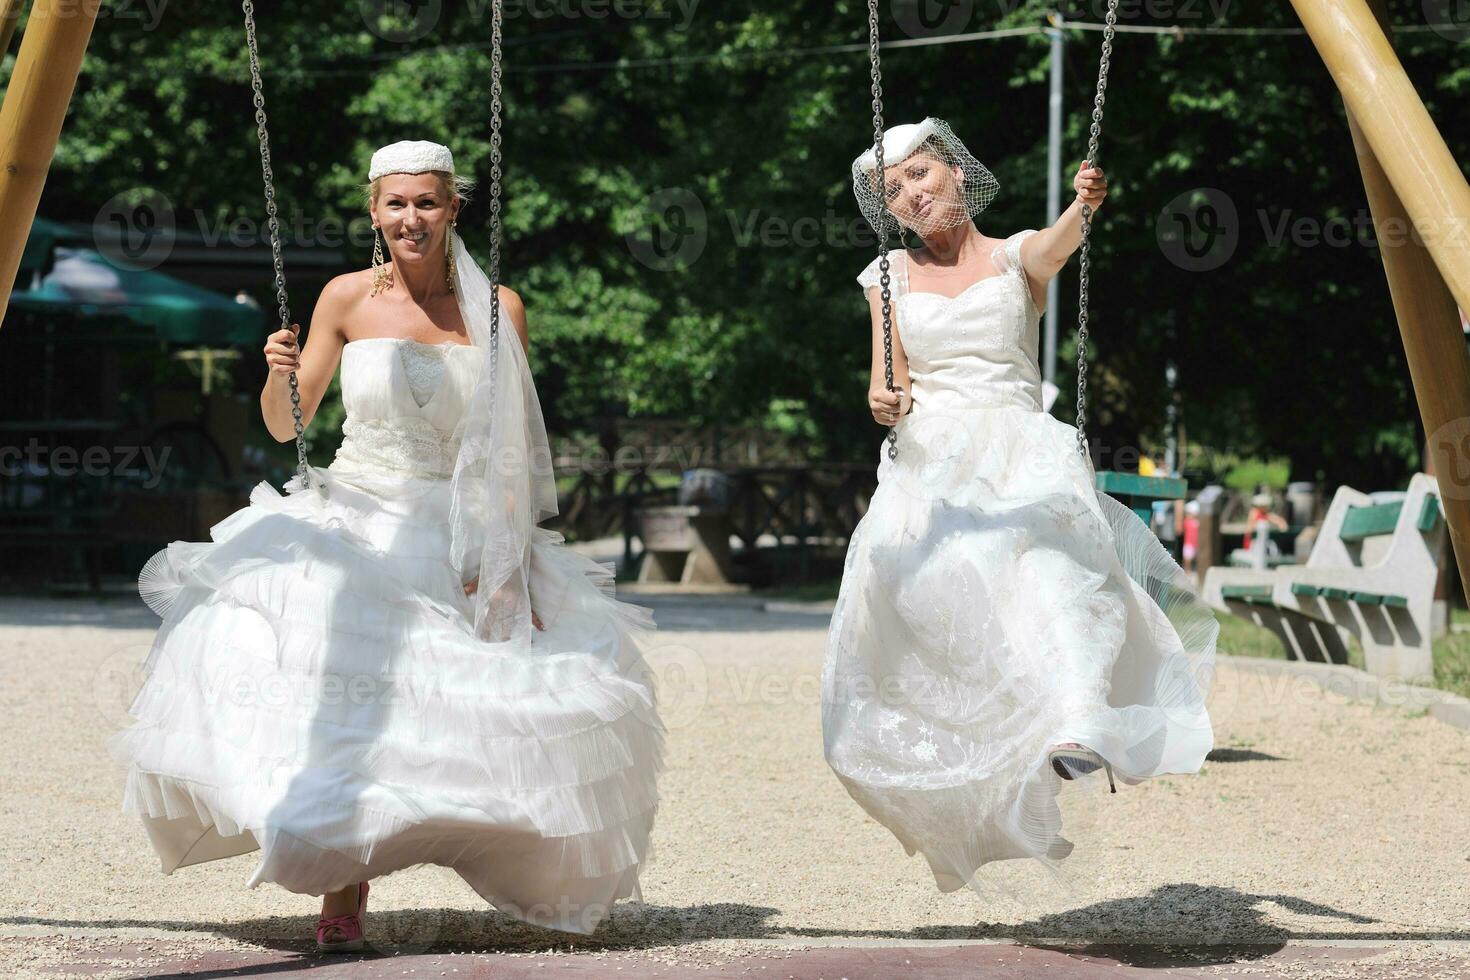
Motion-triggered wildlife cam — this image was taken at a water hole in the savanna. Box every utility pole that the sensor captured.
[1043,11,1065,392]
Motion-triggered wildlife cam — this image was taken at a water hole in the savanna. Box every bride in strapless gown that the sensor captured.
[107,319,663,935]
[824,119,1218,900]
[823,229,1219,897]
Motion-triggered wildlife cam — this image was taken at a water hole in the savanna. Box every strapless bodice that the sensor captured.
[857,230,1044,415]
[328,336,483,481]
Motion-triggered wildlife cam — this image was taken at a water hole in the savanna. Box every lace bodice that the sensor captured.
[858,229,1043,414]
[328,337,482,480]
[401,341,456,407]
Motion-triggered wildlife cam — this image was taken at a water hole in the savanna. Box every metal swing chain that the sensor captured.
[1074,0,1121,463]
[867,0,898,462]
[487,0,503,381]
[241,1,310,491]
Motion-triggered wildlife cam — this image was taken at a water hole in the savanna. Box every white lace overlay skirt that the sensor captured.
[822,404,1217,894]
[109,463,664,935]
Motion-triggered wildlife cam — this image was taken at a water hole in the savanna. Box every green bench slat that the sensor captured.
[1335,493,1438,540]
[1288,582,1406,607]
[1221,584,1271,598]
[1350,590,1409,607]
[1339,501,1402,542]
[1417,494,1441,533]
[1228,554,1296,569]
[1093,471,1187,500]
[1294,584,1349,599]
[1221,585,1273,604]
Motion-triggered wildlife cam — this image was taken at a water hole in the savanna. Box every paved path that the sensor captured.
[2,592,1467,979]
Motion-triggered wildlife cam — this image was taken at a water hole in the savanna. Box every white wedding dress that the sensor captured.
[822,230,1218,894]
[108,336,663,935]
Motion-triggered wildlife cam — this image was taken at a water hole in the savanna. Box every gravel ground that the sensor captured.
[2,587,1468,978]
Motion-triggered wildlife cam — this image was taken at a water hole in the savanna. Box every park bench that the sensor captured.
[1226,520,1301,569]
[1202,472,1446,681]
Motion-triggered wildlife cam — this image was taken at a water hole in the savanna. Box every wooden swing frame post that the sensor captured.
[1290,0,1470,598]
[0,0,99,328]
[0,0,24,60]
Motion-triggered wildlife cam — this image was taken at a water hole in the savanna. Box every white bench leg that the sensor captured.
[1355,605,1434,682]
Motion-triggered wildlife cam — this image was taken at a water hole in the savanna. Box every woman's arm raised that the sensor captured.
[1020,159,1110,307]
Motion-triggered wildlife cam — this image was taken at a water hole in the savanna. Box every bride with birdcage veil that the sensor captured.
[821,118,1218,901]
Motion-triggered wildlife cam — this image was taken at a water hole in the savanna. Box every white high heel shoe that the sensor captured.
[1047,741,1116,793]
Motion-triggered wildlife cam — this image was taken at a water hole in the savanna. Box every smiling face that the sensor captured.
[876,141,968,237]
[369,171,461,272]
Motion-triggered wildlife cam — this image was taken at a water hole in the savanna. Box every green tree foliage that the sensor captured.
[19,0,1470,488]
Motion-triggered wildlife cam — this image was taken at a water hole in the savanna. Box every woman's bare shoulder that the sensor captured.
[320,269,374,309]
[306,271,373,348]
[496,284,527,324]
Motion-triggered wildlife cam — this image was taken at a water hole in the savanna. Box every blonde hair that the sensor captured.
[363,169,476,209]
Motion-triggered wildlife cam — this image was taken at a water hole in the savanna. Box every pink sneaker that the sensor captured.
[315,880,369,953]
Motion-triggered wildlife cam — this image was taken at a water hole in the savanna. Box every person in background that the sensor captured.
[1151,496,1179,554]
[1182,499,1200,574]
[1242,490,1289,550]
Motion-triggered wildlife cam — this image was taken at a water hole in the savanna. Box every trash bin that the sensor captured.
[637,468,736,586]
[1286,481,1316,526]
[677,468,731,510]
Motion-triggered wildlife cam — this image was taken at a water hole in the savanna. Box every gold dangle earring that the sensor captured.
[444,222,457,294]
[371,225,393,296]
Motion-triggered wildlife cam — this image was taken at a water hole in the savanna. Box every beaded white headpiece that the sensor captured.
[369,139,455,181]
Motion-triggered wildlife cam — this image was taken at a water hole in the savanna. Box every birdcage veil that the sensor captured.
[851,117,999,238]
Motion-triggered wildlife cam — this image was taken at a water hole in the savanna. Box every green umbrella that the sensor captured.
[16,217,79,284]
[11,244,267,346]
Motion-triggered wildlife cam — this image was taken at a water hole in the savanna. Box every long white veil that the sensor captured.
[446,227,558,642]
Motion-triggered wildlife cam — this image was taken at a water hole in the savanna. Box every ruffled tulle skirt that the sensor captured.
[107,463,664,935]
[821,403,1217,896]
